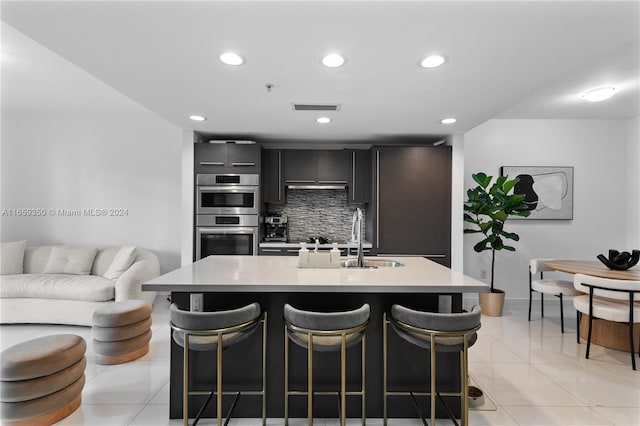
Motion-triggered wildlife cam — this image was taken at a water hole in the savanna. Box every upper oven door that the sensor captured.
[196,185,259,215]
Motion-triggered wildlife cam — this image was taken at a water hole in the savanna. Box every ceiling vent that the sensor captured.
[292,103,341,111]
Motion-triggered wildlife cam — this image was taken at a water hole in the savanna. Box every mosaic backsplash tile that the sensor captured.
[267,189,366,243]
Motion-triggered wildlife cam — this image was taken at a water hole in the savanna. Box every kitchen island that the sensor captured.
[143,255,489,420]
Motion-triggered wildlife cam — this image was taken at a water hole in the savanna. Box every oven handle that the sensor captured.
[197,186,258,192]
[197,227,257,235]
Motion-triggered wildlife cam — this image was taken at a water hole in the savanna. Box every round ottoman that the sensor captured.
[93,300,152,365]
[1,334,86,426]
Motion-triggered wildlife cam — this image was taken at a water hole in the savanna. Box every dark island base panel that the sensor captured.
[169,292,464,420]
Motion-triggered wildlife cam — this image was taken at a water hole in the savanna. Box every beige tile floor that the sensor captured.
[1,297,638,425]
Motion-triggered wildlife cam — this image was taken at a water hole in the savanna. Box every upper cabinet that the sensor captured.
[284,150,349,185]
[263,148,370,204]
[348,149,371,204]
[195,142,261,174]
[262,149,285,204]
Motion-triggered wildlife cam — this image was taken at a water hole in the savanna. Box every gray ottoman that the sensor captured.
[93,300,152,365]
[1,334,86,426]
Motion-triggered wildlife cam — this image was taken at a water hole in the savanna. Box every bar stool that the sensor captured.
[170,303,267,426]
[383,305,481,426]
[284,303,370,426]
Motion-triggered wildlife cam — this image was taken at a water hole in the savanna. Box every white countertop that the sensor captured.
[143,255,489,294]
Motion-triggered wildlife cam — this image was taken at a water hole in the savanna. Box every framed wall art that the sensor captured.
[500,166,574,220]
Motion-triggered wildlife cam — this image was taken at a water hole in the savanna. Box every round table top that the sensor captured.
[544,260,640,280]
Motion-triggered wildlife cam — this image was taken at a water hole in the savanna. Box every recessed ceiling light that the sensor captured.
[581,86,616,102]
[420,54,448,69]
[189,115,207,122]
[316,117,332,124]
[219,52,245,66]
[440,118,456,124]
[321,53,346,68]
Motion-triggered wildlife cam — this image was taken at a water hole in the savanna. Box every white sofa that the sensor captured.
[0,244,159,326]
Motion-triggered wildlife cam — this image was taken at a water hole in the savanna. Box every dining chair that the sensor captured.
[573,273,640,370]
[529,258,582,332]
[170,303,267,426]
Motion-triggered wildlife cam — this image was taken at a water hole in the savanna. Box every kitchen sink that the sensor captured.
[340,258,404,269]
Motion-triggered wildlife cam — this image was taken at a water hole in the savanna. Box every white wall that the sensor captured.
[627,116,640,248]
[1,110,182,272]
[448,133,465,272]
[463,119,633,299]
[181,130,194,266]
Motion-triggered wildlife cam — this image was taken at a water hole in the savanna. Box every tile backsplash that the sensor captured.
[267,189,366,243]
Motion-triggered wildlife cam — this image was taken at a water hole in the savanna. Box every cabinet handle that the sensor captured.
[376,150,380,248]
[278,151,282,201]
[286,180,316,183]
[200,161,224,166]
[261,249,282,253]
[286,249,300,253]
[317,180,348,184]
[352,152,356,201]
[377,253,447,258]
[231,162,256,167]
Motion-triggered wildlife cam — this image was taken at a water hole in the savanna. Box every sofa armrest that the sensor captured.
[114,249,160,304]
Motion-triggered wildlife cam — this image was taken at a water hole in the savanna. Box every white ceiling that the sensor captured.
[2,1,639,143]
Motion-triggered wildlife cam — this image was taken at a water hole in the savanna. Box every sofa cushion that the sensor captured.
[102,246,137,280]
[1,241,27,275]
[23,246,54,274]
[42,246,98,275]
[0,274,115,302]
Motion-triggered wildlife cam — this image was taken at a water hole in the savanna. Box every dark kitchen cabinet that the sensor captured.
[348,149,371,204]
[316,150,349,183]
[283,150,316,183]
[373,146,451,266]
[258,247,295,256]
[284,150,349,184]
[195,142,261,174]
[262,149,285,204]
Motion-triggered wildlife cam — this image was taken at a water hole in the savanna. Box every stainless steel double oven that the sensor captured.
[195,174,259,259]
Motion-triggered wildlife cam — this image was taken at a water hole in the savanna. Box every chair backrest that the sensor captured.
[530,258,555,275]
[391,304,481,333]
[284,303,370,332]
[573,274,640,301]
[170,302,261,331]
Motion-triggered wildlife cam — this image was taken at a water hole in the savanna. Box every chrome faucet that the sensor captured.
[351,208,364,268]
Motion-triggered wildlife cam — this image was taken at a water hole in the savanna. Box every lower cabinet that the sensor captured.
[258,247,300,256]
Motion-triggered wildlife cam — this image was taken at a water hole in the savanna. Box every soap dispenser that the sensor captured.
[298,242,309,265]
[330,243,341,266]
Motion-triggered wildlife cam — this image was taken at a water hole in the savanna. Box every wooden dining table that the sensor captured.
[544,260,640,352]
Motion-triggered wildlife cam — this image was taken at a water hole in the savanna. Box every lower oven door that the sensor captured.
[196,227,258,259]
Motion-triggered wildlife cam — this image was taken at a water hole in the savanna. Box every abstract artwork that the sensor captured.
[501,166,574,220]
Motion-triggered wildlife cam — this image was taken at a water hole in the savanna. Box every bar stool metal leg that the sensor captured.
[284,324,290,426]
[383,313,388,426]
[308,333,314,426]
[430,334,436,426]
[361,333,366,426]
[183,333,190,426]
[217,334,223,426]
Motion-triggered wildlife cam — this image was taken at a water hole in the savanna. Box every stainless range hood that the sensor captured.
[286,182,347,190]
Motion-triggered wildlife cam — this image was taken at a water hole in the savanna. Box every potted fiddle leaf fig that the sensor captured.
[464,172,530,316]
